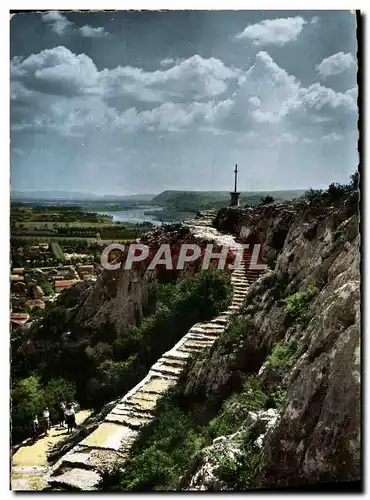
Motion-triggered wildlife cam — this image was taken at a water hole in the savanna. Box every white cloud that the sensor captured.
[321,132,343,143]
[10,47,358,143]
[41,11,73,36]
[41,11,109,38]
[12,47,238,103]
[11,46,99,96]
[282,82,358,128]
[316,51,357,78]
[235,16,306,46]
[79,25,109,38]
[274,132,298,144]
[160,57,182,67]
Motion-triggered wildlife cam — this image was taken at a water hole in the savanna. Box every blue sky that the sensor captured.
[10,10,358,195]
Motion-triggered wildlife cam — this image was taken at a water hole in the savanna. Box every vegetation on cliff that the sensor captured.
[100,177,360,491]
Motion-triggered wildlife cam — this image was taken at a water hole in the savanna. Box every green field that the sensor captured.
[11,235,134,244]
[14,221,120,228]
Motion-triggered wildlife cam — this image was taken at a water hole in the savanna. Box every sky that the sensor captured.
[10,10,358,195]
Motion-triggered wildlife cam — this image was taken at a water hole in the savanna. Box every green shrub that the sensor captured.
[285,281,317,323]
[208,376,267,438]
[260,195,275,205]
[267,342,296,367]
[350,170,359,189]
[11,376,45,442]
[234,427,262,490]
[217,316,248,349]
[265,387,287,411]
[327,182,348,201]
[303,188,324,203]
[88,356,138,407]
[207,426,262,491]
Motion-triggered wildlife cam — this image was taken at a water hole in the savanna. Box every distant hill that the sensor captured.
[11,190,156,202]
[102,194,156,202]
[151,189,306,211]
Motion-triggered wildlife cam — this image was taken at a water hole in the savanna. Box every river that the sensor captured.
[94,205,165,225]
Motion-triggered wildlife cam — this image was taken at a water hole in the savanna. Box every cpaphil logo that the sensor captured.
[100,243,266,272]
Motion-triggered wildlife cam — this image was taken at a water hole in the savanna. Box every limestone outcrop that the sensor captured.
[181,192,360,489]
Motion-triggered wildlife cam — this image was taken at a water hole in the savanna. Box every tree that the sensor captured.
[327,182,347,201]
[350,170,359,189]
[260,195,275,205]
[11,376,44,442]
[304,188,324,203]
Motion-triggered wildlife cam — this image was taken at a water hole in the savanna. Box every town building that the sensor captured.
[10,313,30,326]
[54,279,80,292]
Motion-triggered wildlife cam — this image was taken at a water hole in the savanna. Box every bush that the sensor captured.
[87,356,138,407]
[260,195,275,205]
[208,376,267,438]
[11,376,45,443]
[285,281,317,323]
[327,182,348,201]
[267,342,296,367]
[304,188,324,203]
[350,170,359,189]
[217,316,248,349]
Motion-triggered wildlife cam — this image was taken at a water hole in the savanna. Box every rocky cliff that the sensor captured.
[181,190,360,489]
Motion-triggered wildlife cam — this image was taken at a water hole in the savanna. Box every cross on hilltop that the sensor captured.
[230,164,241,207]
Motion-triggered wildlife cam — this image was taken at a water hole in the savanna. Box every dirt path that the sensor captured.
[11,410,91,491]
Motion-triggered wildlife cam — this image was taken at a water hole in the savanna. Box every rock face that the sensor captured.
[72,268,155,333]
[182,192,360,489]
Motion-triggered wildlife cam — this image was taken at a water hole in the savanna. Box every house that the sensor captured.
[77,264,96,280]
[11,274,24,282]
[10,313,30,326]
[54,279,79,292]
[25,299,45,310]
[12,268,24,275]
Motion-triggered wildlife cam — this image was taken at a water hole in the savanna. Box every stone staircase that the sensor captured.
[45,225,265,491]
[184,209,217,227]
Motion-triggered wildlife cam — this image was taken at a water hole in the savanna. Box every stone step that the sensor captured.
[139,376,177,395]
[191,322,226,330]
[79,422,138,451]
[57,451,96,471]
[178,344,206,354]
[157,356,187,368]
[162,350,191,361]
[150,363,184,377]
[210,317,229,325]
[187,333,219,342]
[189,327,223,336]
[111,401,155,414]
[48,468,102,491]
[105,413,152,429]
[228,304,242,310]
[182,339,215,348]
[124,397,159,412]
[188,325,222,333]
[110,408,154,422]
